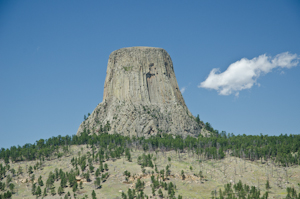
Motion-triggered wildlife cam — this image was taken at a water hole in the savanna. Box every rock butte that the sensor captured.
[77,47,203,137]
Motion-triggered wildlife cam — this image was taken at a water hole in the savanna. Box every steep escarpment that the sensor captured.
[77,47,203,137]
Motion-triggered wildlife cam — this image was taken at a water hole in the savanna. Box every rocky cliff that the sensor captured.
[77,47,203,137]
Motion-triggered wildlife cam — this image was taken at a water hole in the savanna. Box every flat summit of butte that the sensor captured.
[77,47,203,137]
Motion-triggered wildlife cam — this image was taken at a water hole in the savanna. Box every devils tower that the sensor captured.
[77,47,203,137]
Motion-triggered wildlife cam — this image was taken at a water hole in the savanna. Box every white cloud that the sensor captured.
[180,87,186,94]
[198,52,299,95]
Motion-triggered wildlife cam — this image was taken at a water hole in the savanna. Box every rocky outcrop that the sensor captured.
[77,47,203,137]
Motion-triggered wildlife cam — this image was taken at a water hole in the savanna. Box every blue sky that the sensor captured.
[1,1,300,149]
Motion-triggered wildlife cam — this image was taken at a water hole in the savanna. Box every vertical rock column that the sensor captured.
[77,47,202,138]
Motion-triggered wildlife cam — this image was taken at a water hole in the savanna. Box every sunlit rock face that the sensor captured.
[77,47,202,138]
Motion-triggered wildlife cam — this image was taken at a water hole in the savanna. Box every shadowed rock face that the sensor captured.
[77,47,202,137]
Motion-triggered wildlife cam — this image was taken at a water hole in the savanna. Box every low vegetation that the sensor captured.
[1,120,300,198]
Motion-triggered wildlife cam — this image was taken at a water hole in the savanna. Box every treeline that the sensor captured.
[1,122,300,166]
[211,180,269,199]
[204,122,300,165]
[210,180,300,199]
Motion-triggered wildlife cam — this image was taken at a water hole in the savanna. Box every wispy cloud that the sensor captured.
[198,52,299,96]
[180,87,186,94]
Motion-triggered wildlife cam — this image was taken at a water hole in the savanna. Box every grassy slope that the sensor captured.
[1,144,300,199]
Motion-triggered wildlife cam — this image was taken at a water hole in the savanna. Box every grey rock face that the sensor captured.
[77,47,202,137]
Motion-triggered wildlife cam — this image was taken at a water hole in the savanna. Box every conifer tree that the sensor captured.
[28,166,33,174]
[60,174,67,188]
[8,183,14,193]
[72,181,78,193]
[31,183,36,195]
[58,186,64,195]
[50,185,56,196]
[92,190,96,199]
[38,175,43,186]
[10,168,15,177]
[17,166,23,176]
[266,180,271,190]
[43,187,47,196]
[95,168,100,177]
[94,177,101,189]
[36,186,41,196]
[158,188,163,198]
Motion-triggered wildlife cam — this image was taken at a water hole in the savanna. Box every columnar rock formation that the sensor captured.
[77,47,203,137]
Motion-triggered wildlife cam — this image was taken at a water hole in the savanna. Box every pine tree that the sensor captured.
[43,187,47,196]
[94,177,101,189]
[36,186,41,196]
[181,170,185,180]
[60,175,67,188]
[158,188,163,198]
[95,168,100,177]
[8,183,14,193]
[266,180,271,190]
[55,168,59,180]
[80,159,86,172]
[30,174,35,183]
[89,162,94,173]
[196,114,201,125]
[128,188,134,199]
[10,168,15,177]
[17,166,23,176]
[72,181,78,193]
[50,186,56,195]
[6,174,12,186]
[28,166,33,174]
[92,190,96,199]
[122,192,127,199]
[3,191,12,199]
[31,183,36,195]
[100,162,104,172]
[38,175,44,186]
[58,186,64,195]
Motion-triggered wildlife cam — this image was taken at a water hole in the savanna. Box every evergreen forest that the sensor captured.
[0,121,300,198]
